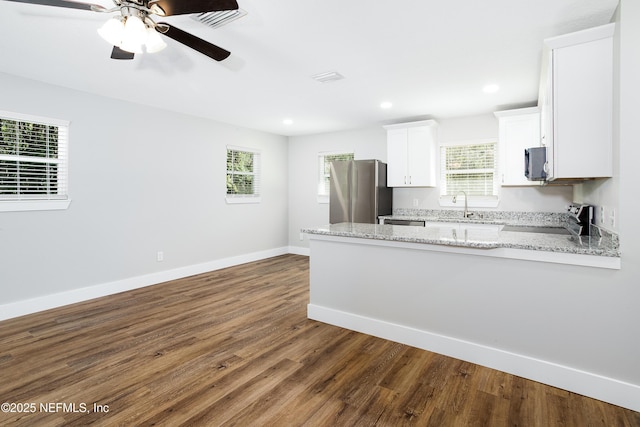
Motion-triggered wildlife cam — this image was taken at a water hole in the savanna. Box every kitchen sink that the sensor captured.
[501,225,570,235]
[424,222,504,232]
[389,221,569,235]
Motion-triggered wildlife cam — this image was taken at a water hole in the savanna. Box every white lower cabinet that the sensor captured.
[495,107,540,186]
[384,120,438,187]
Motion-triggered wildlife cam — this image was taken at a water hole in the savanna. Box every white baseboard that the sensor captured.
[288,245,310,256]
[307,303,640,413]
[0,247,290,322]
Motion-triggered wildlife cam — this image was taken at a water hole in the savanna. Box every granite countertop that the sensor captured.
[302,210,620,258]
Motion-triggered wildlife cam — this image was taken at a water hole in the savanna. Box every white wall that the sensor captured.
[617,0,640,247]
[0,73,289,305]
[579,8,622,234]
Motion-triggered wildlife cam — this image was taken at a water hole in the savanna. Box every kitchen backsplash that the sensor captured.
[390,208,567,224]
[389,208,619,253]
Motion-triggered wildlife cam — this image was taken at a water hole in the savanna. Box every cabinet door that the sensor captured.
[386,128,408,186]
[553,37,613,178]
[499,111,540,186]
[407,126,436,186]
[384,120,438,187]
[540,23,614,180]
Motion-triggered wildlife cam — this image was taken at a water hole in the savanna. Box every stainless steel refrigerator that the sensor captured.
[329,159,392,224]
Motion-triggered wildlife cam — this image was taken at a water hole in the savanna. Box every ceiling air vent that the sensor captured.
[312,71,345,83]
[192,9,247,29]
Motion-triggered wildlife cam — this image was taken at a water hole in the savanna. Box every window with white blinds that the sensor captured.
[317,151,354,202]
[226,146,261,203]
[0,111,70,211]
[440,140,499,202]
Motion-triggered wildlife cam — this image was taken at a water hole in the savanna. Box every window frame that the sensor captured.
[225,145,261,204]
[0,110,71,212]
[438,138,500,208]
[317,150,354,204]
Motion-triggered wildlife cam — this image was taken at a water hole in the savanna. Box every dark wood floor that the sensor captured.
[0,254,638,426]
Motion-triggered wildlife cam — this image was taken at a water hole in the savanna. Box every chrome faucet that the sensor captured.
[452,191,473,219]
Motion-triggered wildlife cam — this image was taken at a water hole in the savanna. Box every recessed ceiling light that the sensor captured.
[380,102,393,109]
[283,118,293,125]
[483,84,500,94]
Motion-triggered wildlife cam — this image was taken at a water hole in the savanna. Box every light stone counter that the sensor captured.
[302,222,618,257]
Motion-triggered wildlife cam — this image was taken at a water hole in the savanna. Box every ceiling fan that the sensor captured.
[3,0,239,60]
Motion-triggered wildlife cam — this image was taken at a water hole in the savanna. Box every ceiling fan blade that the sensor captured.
[157,23,230,61]
[111,46,135,60]
[148,0,237,16]
[2,0,107,12]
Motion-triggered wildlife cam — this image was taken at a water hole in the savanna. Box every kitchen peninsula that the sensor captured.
[303,209,620,268]
[301,209,624,410]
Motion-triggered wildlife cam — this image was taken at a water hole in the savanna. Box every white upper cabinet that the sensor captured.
[495,107,540,186]
[384,120,438,187]
[539,23,614,181]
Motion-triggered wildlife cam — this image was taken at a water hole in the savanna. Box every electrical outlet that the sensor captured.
[610,208,616,228]
[413,198,419,207]
[157,251,164,262]
[599,206,605,225]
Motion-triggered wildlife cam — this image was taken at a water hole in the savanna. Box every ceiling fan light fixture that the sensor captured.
[119,39,143,54]
[97,16,125,47]
[91,0,236,60]
[120,15,147,53]
[145,26,167,53]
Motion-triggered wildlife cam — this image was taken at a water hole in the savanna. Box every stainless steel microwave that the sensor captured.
[524,147,547,181]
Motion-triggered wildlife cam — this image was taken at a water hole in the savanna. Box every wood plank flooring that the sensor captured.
[0,254,638,426]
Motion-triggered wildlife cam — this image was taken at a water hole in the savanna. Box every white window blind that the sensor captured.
[317,151,354,198]
[226,146,261,203]
[0,111,69,202]
[440,141,499,198]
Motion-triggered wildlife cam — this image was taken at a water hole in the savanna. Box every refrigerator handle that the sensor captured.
[351,161,357,221]
[374,161,379,217]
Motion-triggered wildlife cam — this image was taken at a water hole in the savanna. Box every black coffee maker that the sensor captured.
[567,204,594,236]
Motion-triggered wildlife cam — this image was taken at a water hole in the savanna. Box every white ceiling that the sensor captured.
[0,0,618,136]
